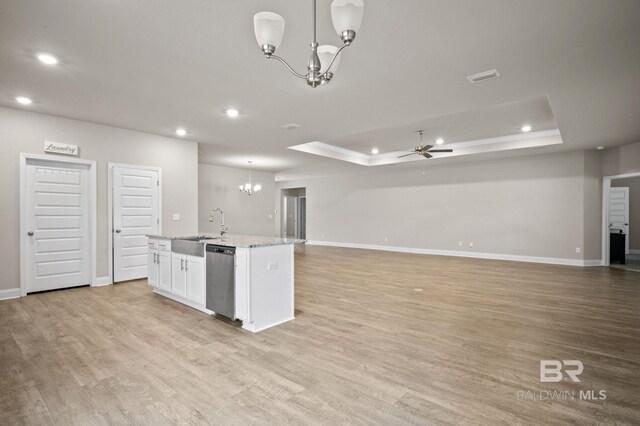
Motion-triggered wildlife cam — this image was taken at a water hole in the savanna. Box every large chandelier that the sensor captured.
[253,0,364,88]
[239,161,262,196]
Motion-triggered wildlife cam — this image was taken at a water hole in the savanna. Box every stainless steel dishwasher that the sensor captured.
[205,245,236,319]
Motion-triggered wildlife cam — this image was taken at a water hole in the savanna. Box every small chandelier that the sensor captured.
[239,161,262,196]
[253,0,364,88]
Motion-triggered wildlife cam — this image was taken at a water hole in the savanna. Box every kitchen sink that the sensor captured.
[172,236,206,257]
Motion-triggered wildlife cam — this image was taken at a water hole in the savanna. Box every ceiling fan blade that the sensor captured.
[423,145,434,150]
[427,149,453,153]
[398,152,417,158]
[422,153,433,159]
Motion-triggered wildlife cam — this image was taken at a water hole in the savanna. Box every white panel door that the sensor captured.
[609,187,630,254]
[25,161,91,292]
[113,167,159,282]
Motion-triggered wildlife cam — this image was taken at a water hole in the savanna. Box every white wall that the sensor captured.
[0,107,198,290]
[276,150,601,263]
[198,163,276,237]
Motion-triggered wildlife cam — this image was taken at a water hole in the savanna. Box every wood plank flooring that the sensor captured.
[1,245,639,425]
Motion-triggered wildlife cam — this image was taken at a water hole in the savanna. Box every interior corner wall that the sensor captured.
[198,163,276,237]
[602,141,640,176]
[612,177,640,251]
[0,106,199,290]
[276,151,592,262]
[583,150,603,261]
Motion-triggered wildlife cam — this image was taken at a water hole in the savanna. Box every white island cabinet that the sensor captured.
[147,234,303,332]
[147,238,171,291]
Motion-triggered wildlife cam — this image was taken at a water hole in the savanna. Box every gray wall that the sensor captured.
[198,163,276,237]
[603,141,640,176]
[612,177,640,251]
[0,107,198,290]
[583,151,603,260]
[277,151,601,261]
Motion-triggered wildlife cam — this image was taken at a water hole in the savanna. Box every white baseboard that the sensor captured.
[307,241,599,267]
[93,276,111,287]
[0,288,21,301]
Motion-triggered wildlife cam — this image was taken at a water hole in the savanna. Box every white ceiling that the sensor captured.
[1,0,639,173]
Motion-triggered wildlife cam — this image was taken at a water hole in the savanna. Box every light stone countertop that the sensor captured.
[147,233,305,248]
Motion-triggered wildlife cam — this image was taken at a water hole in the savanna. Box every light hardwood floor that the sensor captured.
[1,245,639,425]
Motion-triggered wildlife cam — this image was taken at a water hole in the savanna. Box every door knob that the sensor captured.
[27,231,34,236]
[115,229,121,233]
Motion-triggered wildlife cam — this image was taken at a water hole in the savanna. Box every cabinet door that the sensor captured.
[157,251,172,292]
[171,254,187,298]
[186,256,205,306]
[148,249,158,287]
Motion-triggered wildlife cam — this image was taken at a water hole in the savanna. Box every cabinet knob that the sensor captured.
[115,229,121,233]
[27,231,34,236]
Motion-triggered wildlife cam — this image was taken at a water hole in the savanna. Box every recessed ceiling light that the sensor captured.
[371,148,379,154]
[225,109,239,118]
[37,53,58,65]
[521,125,532,132]
[15,96,32,105]
[435,138,444,145]
[597,146,604,151]
[175,128,187,137]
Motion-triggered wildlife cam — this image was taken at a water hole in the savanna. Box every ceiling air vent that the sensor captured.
[466,69,500,83]
[281,123,302,130]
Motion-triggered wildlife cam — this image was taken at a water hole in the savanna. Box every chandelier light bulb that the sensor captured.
[331,0,364,35]
[254,12,285,53]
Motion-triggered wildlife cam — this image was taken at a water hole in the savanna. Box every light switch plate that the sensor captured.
[172,213,180,221]
[267,262,278,271]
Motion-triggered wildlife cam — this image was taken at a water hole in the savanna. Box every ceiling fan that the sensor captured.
[398,130,453,159]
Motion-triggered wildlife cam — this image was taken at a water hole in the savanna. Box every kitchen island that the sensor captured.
[146,234,304,332]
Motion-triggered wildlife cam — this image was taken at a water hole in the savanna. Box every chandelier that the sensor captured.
[239,161,262,196]
[253,0,364,88]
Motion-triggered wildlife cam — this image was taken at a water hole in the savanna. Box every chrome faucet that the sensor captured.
[208,208,228,237]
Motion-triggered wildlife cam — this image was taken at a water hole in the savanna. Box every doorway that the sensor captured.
[20,154,97,295]
[108,164,161,283]
[602,172,640,271]
[281,188,306,239]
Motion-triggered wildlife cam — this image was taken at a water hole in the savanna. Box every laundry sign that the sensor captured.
[44,141,79,156]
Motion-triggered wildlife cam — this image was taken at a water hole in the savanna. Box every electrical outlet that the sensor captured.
[576,247,581,254]
[172,213,180,221]
[267,262,278,271]
[268,214,273,219]
[384,237,388,242]
[469,242,474,248]
[458,241,463,247]
[321,233,325,239]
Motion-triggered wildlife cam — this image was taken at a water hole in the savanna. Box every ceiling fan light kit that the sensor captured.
[253,0,364,88]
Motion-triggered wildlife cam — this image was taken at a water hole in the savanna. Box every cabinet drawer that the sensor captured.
[158,240,171,252]
[147,238,159,249]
